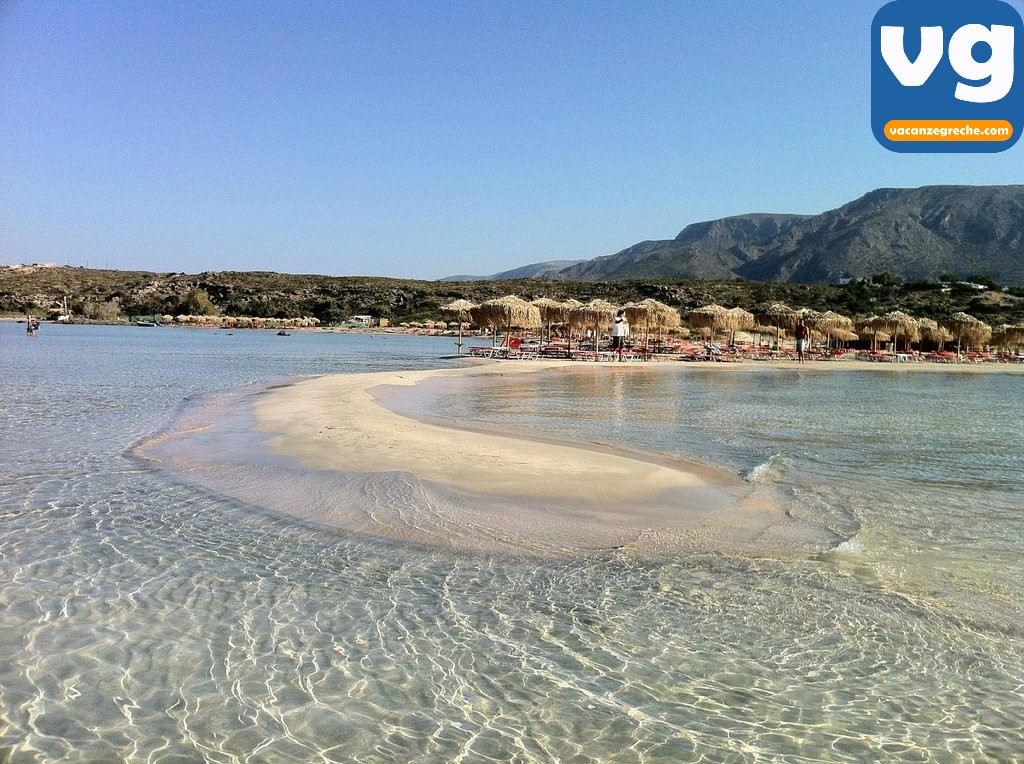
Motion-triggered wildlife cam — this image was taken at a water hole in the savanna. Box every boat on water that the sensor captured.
[136,321,160,327]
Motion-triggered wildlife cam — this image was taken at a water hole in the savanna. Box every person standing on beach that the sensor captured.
[611,310,629,360]
[795,321,809,363]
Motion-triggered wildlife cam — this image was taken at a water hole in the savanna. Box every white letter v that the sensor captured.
[881,26,944,86]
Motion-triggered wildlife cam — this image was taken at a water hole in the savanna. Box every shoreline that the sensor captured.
[250,360,841,556]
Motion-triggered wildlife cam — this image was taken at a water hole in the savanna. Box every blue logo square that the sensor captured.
[872,0,1024,152]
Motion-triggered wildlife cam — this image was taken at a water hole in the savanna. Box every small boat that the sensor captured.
[136,321,159,327]
[276,330,290,336]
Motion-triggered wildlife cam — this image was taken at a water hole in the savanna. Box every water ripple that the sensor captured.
[3,328,1024,761]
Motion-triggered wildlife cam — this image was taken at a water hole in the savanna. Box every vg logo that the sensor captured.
[871,0,1024,152]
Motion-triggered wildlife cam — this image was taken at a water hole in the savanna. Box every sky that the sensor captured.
[2,0,1024,280]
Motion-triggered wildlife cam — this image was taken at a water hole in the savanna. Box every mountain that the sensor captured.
[440,259,585,282]
[557,214,809,281]
[735,186,1024,283]
[548,186,1024,285]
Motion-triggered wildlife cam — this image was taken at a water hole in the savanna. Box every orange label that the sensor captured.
[883,120,1013,141]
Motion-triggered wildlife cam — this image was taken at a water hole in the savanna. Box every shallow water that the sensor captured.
[413,366,1024,624]
[2,325,1024,761]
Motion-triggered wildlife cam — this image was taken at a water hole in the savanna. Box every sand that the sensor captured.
[250,359,859,556]
[242,355,1024,555]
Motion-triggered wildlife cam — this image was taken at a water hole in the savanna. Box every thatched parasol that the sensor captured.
[855,316,884,350]
[476,296,541,347]
[876,311,920,352]
[724,307,755,344]
[441,299,478,353]
[806,310,853,348]
[993,324,1024,351]
[794,307,822,323]
[623,299,678,345]
[690,304,730,343]
[530,297,566,321]
[942,312,984,354]
[809,310,853,335]
[571,299,618,358]
[725,307,755,329]
[468,304,492,343]
[554,298,584,351]
[531,298,568,343]
[916,318,950,350]
[963,321,993,352]
[757,302,797,326]
[622,302,652,348]
[623,301,654,333]
[749,324,784,348]
[653,301,682,346]
[756,302,797,348]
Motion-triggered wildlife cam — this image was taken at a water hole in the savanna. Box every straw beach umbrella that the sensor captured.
[622,299,679,348]
[440,299,477,354]
[856,316,885,351]
[807,310,853,346]
[963,321,993,352]
[557,298,583,352]
[756,302,797,348]
[858,326,891,348]
[468,303,493,344]
[690,304,730,344]
[623,301,654,338]
[993,324,1024,352]
[531,298,568,344]
[649,299,682,346]
[877,311,919,352]
[725,307,755,345]
[726,307,755,329]
[794,307,822,324]
[942,312,984,355]
[478,296,541,347]
[573,299,618,358]
[791,308,821,351]
[917,318,952,351]
[622,299,668,346]
[751,324,784,348]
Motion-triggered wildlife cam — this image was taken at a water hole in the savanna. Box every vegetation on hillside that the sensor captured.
[2,266,1022,327]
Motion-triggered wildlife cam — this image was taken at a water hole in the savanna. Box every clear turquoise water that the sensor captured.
[2,324,1023,762]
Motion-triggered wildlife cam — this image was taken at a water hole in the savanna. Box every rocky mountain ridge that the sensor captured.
[493,186,1024,285]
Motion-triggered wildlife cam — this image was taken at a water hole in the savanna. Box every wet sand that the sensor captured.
[250,360,842,556]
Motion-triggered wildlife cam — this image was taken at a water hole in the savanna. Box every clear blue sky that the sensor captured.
[3,0,1023,280]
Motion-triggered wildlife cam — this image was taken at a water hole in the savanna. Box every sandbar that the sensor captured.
[251,360,839,556]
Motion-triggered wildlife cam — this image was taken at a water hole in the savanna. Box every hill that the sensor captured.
[2,265,1022,328]
[551,186,1024,285]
